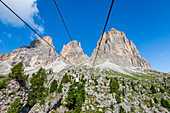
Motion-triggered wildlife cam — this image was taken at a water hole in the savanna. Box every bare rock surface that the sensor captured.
[60,40,89,64]
[90,28,151,69]
[0,36,58,74]
[0,28,152,75]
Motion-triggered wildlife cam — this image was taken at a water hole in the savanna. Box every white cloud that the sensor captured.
[8,33,11,38]
[3,32,12,38]
[30,32,40,41]
[0,40,3,43]
[30,32,35,41]
[0,0,44,34]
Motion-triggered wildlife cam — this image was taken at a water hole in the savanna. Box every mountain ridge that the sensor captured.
[0,28,151,75]
[90,28,151,69]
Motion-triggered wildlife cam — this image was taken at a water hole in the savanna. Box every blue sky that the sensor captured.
[0,0,170,72]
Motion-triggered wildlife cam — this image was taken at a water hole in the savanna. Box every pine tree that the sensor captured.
[150,99,153,108]
[116,94,121,103]
[57,82,63,93]
[110,102,114,110]
[161,98,170,108]
[131,81,136,91]
[0,80,6,89]
[119,106,126,113]
[8,62,28,82]
[104,82,106,86]
[131,106,135,112]
[160,87,165,93]
[74,83,86,112]
[94,79,98,86]
[122,80,125,86]
[75,93,83,113]
[66,84,76,110]
[79,85,85,102]
[50,80,58,93]
[109,77,119,93]
[61,73,70,83]
[150,85,156,94]
[122,88,125,96]
[154,97,158,103]
[28,68,48,107]
[7,98,21,113]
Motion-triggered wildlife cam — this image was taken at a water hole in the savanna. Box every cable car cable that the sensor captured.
[0,0,73,66]
[92,0,114,67]
[53,0,80,60]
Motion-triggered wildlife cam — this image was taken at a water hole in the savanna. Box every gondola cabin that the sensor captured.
[76,73,79,83]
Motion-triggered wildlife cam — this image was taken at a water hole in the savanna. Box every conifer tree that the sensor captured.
[109,77,119,93]
[8,62,28,82]
[75,93,83,113]
[110,102,114,110]
[150,99,153,108]
[0,80,6,89]
[150,85,156,94]
[50,80,58,93]
[116,94,121,103]
[61,73,70,83]
[161,98,170,108]
[122,88,125,96]
[57,82,63,93]
[160,87,165,93]
[154,97,158,103]
[66,84,76,110]
[7,98,21,113]
[119,106,126,113]
[28,68,48,107]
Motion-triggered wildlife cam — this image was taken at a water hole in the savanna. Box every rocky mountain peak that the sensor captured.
[60,41,89,64]
[29,36,53,48]
[90,28,151,69]
[0,28,152,74]
[0,36,58,74]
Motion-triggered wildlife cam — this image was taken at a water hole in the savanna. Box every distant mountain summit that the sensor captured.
[60,40,89,64]
[90,28,151,69]
[0,28,151,74]
[0,36,58,73]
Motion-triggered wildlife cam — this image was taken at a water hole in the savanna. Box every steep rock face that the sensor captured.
[0,36,58,70]
[60,41,89,64]
[90,28,151,69]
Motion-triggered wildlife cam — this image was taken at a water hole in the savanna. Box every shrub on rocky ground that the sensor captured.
[110,102,114,110]
[154,97,158,103]
[119,106,126,113]
[0,79,6,89]
[161,98,170,109]
[109,77,119,93]
[150,85,157,94]
[116,94,121,103]
[7,98,21,113]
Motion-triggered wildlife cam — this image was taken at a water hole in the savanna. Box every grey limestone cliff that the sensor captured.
[0,36,58,73]
[90,28,151,69]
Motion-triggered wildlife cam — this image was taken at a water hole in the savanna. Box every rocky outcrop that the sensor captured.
[0,79,28,112]
[29,94,63,113]
[168,72,170,76]
[0,36,58,71]
[60,41,89,64]
[0,28,151,74]
[90,28,151,69]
